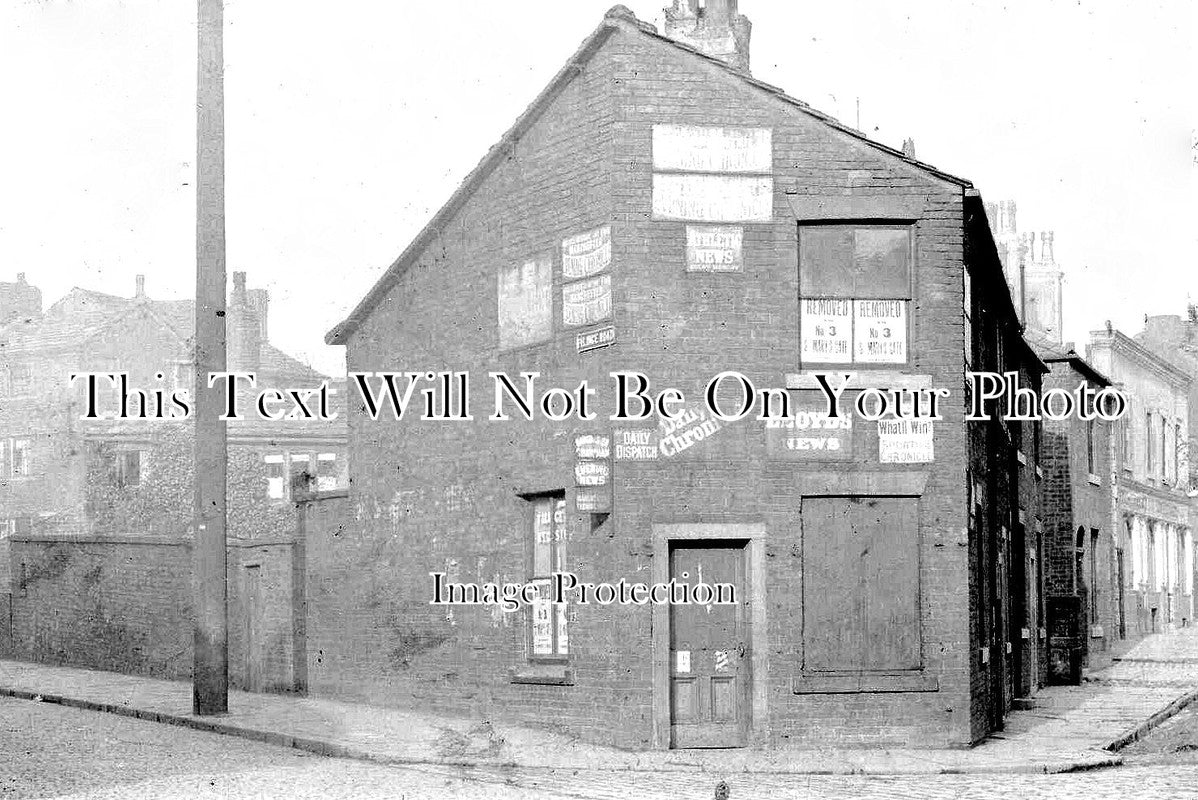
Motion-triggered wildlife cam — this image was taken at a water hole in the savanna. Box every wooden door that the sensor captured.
[244,565,263,692]
[669,543,748,749]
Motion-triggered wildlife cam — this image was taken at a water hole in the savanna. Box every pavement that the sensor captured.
[3,627,1198,778]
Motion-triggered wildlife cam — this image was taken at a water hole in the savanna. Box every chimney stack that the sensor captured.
[228,271,261,370]
[663,0,753,73]
[1041,231,1055,263]
[135,274,146,299]
[0,272,42,325]
[901,138,917,159]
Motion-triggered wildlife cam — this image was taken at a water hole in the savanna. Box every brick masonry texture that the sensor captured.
[318,19,1042,751]
[7,535,300,692]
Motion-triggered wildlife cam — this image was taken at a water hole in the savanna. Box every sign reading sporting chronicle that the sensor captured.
[878,419,934,463]
[686,225,743,272]
[854,299,907,363]
[562,225,611,280]
[563,274,612,328]
[801,299,853,363]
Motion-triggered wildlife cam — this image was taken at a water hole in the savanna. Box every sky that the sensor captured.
[1,0,1194,376]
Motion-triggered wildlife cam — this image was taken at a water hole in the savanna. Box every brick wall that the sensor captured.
[324,19,1016,751]
[7,534,300,691]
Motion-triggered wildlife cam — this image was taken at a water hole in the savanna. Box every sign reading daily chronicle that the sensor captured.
[686,225,743,272]
[563,274,612,328]
[800,299,852,363]
[562,225,611,280]
[878,419,934,463]
[854,299,907,363]
[765,401,853,459]
[612,404,725,461]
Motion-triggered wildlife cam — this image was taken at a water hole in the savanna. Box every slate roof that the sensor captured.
[326,5,975,346]
[1,286,327,385]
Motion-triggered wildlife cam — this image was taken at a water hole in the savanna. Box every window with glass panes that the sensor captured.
[528,494,568,660]
[799,225,913,366]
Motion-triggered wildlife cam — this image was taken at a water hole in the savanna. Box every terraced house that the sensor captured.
[319,2,1045,749]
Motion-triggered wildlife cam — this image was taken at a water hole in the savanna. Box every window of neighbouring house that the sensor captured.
[528,494,568,660]
[1177,423,1185,489]
[316,453,338,491]
[115,450,145,488]
[2,439,31,477]
[799,225,913,365]
[9,365,33,396]
[265,454,286,499]
[801,495,921,672]
[1146,412,1155,477]
[1087,419,1097,476]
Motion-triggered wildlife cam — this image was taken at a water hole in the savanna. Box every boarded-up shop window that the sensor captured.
[801,496,920,672]
[529,494,568,659]
[498,258,553,350]
[799,225,912,365]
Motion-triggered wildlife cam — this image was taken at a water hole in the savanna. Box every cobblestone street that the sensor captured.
[6,696,1198,799]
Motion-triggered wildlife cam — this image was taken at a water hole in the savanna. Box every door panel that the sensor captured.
[669,543,748,748]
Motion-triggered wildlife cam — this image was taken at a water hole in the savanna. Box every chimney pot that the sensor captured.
[16,272,25,284]
[664,0,752,73]
[901,138,916,159]
[232,271,247,301]
[135,274,146,298]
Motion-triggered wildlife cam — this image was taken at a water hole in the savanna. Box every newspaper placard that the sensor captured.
[686,225,743,272]
[613,428,660,461]
[765,401,853,459]
[878,419,935,463]
[801,299,852,363]
[562,274,612,328]
[497,258,552,350]
[562,225,611,280]
[652,125,773,173]
[854,299,907,363]
[652,174,773,223]
[574,434,611,461]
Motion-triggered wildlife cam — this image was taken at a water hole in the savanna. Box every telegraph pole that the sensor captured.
[194,0,228,715]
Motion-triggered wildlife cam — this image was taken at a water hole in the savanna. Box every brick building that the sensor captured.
[1088,326,1193,636]
[321,3,1043,749]
[0,271,346,689]
[1029,334,1118,678]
